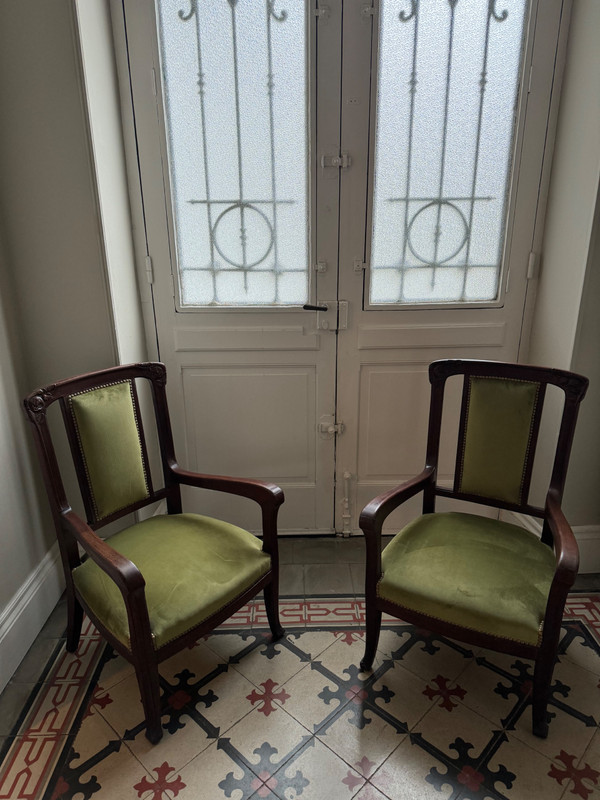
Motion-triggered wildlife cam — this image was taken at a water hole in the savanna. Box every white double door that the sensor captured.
[123,0,566,534]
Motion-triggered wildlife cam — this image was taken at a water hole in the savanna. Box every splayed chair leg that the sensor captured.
[360,606,382,671]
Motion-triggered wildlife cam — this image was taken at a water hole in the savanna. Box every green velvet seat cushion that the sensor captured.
[72,513,271,650]
[378,512,555,646]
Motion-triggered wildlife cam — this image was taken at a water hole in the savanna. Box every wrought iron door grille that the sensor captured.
[370,0,528,305]
[157,0,309,307]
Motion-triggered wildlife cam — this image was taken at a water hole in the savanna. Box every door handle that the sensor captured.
[303,303,329,312]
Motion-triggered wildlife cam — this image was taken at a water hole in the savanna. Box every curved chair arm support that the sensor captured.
[545,491,579,587]
[169,467,284,552]
[61,510,146,595]
[360,467,436,539]
[170,466,284,509]
[360,467,436,582]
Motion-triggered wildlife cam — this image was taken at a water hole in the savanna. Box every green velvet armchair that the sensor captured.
[24,362,285,744]
[360,359,588,738]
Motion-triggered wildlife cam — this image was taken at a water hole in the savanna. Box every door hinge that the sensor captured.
[145,255,154,284]
[315,260,328,273]
[321,153,351,169]
[314,4,330,19]
[353,259,366,272]
[361,4,376,17]
[527,250,538,280]
[319,421,345,436]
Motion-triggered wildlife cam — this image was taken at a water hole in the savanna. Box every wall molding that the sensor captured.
[0,543,64,693]
[500,511,600,574]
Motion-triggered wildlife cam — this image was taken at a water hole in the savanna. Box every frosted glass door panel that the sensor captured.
[370,0,527,305]
[157,0,309,307]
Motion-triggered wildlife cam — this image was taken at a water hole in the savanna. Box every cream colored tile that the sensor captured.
[509,659,600,760]
[352,783,393,800]
[482,734,567,800]
[275,737,366,799]
[379,628,474,685]
[561,630,600,677]
[229,636,311,689]
[371,662,435,730]
[176,741,248,800]
[411,701,494,762]
[277,662,344,731]
[203,632,263,663]
[97,652,135,690]
[316,704,406,779]
[224,706,312,775]
[370,738,457,800]
[159,639,225,683]
[62,737,160,800]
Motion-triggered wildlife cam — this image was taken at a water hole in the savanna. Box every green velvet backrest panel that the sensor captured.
[69,381,150,520]
[457,376,540,505]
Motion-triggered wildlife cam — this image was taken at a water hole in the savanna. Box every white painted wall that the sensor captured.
[526,0,600,540]
[0,0,120,692]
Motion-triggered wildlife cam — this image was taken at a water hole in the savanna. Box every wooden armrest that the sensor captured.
[61,510,145,595]
[170,466,284,510]
[545,491,579,586]
[359,467,435,539]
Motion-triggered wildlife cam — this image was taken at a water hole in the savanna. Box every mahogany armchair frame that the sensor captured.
[24,362,285,743]
[360,359,588,738]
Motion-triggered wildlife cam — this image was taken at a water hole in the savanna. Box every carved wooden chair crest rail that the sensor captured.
[23,362,285,744]
[360,359,588,738]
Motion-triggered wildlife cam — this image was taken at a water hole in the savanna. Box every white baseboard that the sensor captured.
[500,511,600,574]
[0,543,65,694]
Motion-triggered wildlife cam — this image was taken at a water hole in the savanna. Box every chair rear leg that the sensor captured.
[532,652,554,738]
[264,581,285,641]
[360,605,382,671]
[135,661,163,744]
[66,593,83,653]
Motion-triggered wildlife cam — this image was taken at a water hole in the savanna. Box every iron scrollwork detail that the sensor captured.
[399,0,417,22]
[489,0,509,22]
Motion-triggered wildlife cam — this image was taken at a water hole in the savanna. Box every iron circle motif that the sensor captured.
[406,200,470,265]
[212,202,274,270]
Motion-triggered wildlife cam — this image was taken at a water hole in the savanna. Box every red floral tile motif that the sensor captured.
[250,770,279,797]
[247,679,290,716]
[133,762,185,799]
[457,765,485,791]
[548,751,600,799]
[423,675,466,711]
[355,756,377,776]
[342,770,363,791]
[83,685,112,719]
[335,631,365,646]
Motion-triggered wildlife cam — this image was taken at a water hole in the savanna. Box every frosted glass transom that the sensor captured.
[157,0,309,307]
[370,0,528,305]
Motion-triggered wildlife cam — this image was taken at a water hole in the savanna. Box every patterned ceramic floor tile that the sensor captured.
[352,782,394,800]
[369,736,464,800]
[479,734,568,800]
[2,595,600,800]
[316,703,407,779]
[273,736,366,799]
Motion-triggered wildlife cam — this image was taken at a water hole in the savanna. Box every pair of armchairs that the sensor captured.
[24,359,587,743]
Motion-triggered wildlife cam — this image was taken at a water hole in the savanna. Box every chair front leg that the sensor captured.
[264,579,285,641]
[360,602,382,671]
[66,591,83,653]
[134,657,163,744]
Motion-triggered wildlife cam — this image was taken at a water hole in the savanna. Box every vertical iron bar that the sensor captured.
[228,0,249,289]
[398,0,420,303]
[266,1,281,302]
[431,0,458,288]
[186,0,218,302]
[460,1,495,301]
